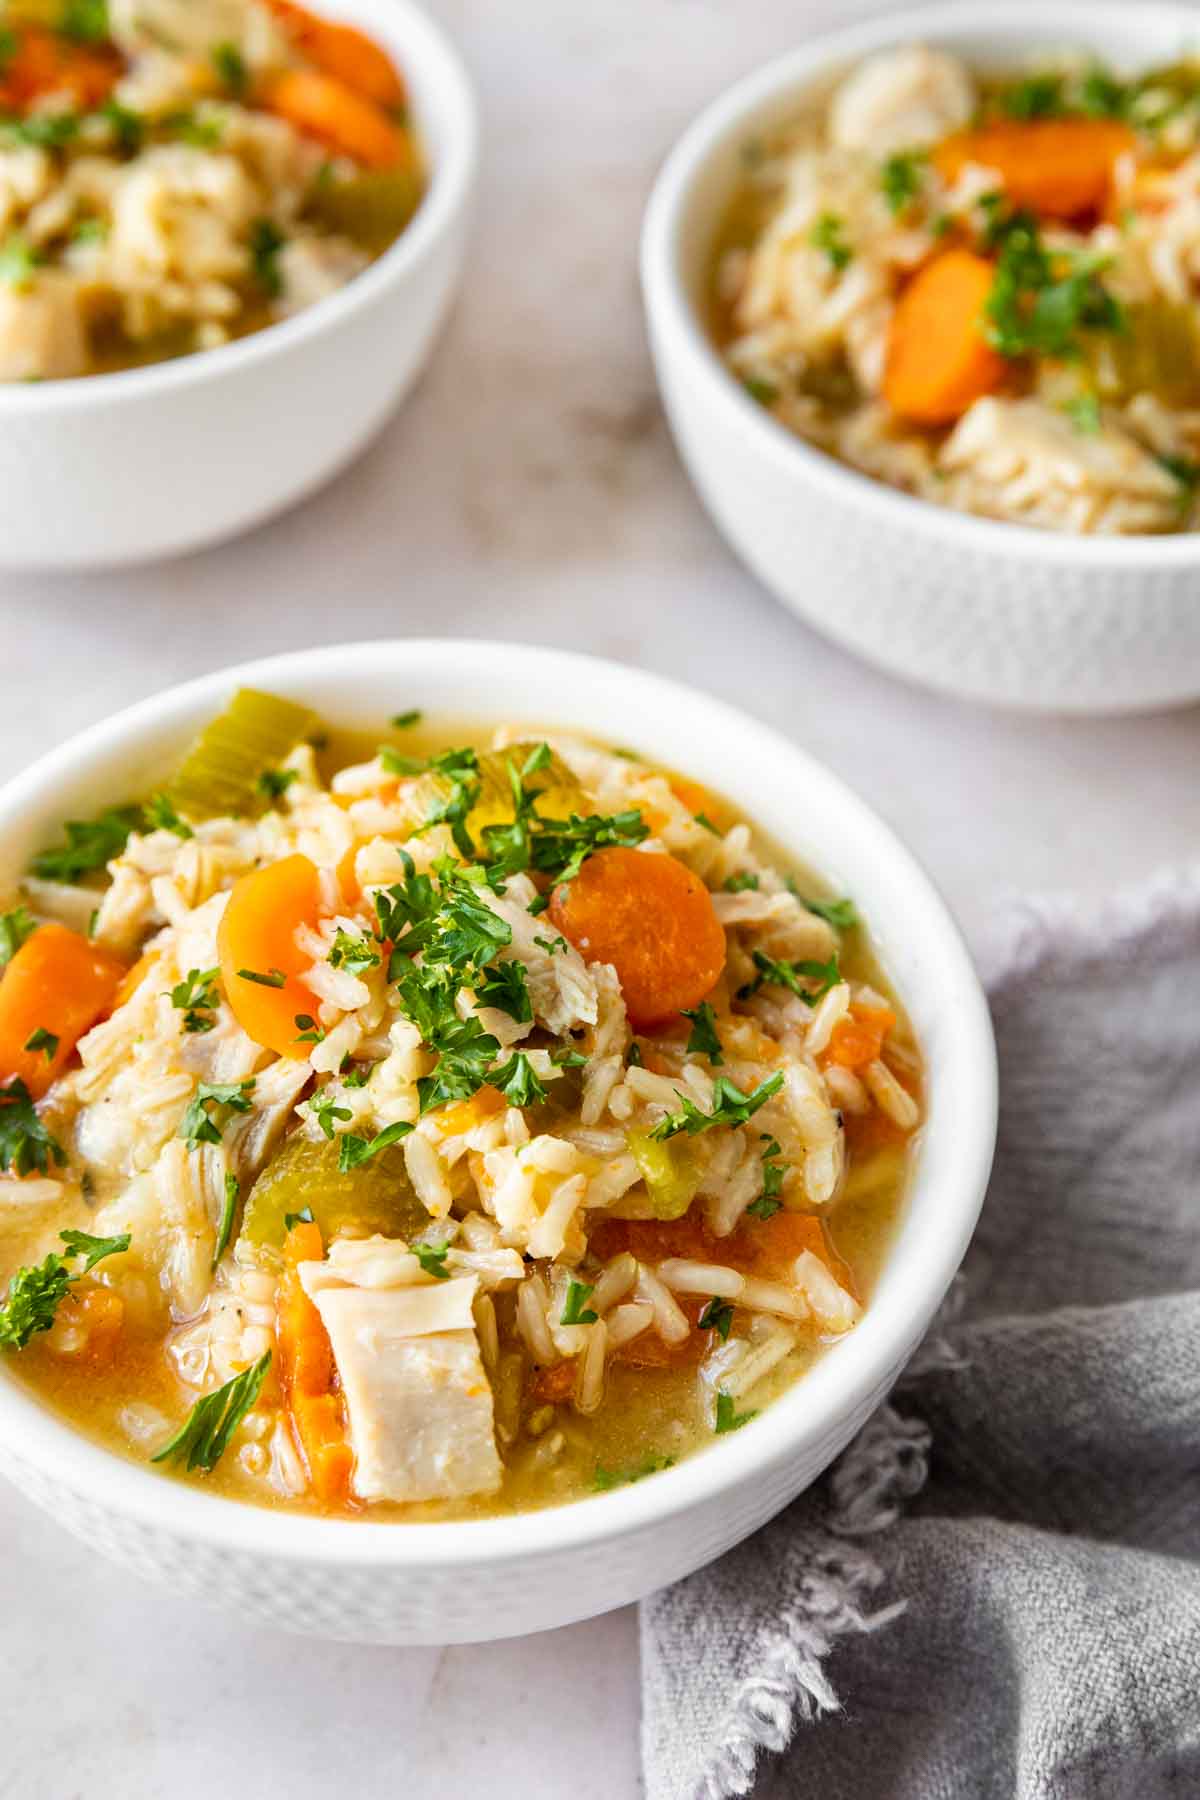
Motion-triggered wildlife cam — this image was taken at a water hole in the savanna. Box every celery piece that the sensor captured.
[168,689,320,820]
[627,1128,705,1220]
[241,1130,429,1247]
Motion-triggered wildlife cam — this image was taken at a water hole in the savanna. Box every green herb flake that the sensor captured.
[31,804,142,881]
[178,1080,254,1152]
[411,1240,450,1280]
[715,1390,758,1434]
[1064,392,1102,434]
[491,1051,548,1110]
[741,374,779,407]
[0,1077,66,1178]
[212,41,248,97]
[390,709,422,728]
[144,792,193,838]
[237,966,287,989]
[560,1279,598,1326]
[151,1351,271,1473]
[699,1296,734,1340]
[23,1027,58,1062]
[256,766,298,802]
[809,211,852,272]
[649,1072,784,1143]
[310,1094,353,1140]
[802,895,857,930]
[0,906,37,970]
[593,1452,675,1491]
[681,1001,724,1066]
[249,217,286,297]
[337,1118,414,1171]
[213,1172,239,1268]
[328,928,380,976]
[171,967,220,1034]
[724,871,759,892]
[474,959,532,1024]
[0,1227,129,1351]
[60,0,109,43]
[740,950,841,1004]
[881,149,926,216]
[0,232,42,288]
[284,1206,314,1231]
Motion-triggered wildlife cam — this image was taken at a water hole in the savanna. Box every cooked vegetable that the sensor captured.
[31,804,141,882]
[267,0,405,107]
[277,1218,353,1503]
[0,23,118,112]
[715,1390,757,1433]
[823,1002,897,1071]
[168,688,319,821]
[883,249,1007,425]
[626,1127,706,1219]
[241,1129,429,1247]
[0,1075,64,1177]
[649,1072,783,1143]
[306,166,423,252]
[0,922,126,1096]
[262,68,411,169]
[217,854,323,1056]
[151,1352,271,1474]
[933,119,1134,219]
[548,845,726,1028]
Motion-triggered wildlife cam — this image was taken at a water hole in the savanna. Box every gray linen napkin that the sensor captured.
[640,871,1200,1800]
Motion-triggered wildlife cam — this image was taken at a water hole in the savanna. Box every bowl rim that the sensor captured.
[0,639,997,1570]
[0,0,478,415]
[640,0,1200,567]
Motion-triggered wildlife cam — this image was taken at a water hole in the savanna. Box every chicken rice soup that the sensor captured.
[0,694,921,1518]
[0,0,422,380]
[714,46,1200,534]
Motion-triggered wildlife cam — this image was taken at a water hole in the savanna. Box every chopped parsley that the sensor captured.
[178,1080,254,1152]
[802,894,857,930]
[560,1279,598,1326]
[144,792,192,838]
[0,232,42,287]
[593,1453,675,1491]
[694,812,721,836]
[249,217,286,297]
[328,928,380,976]
[681,1001,724,1066]
[723,871,759,893]
[0,1077,65,1177]
[740,950,841,1004]
[311,1094,352,1140]
[1000,72,1066,120]
[151,1351,270,1473]
[0,1228,129,1351]
[0,906,36,969]
[171,967,220,1034]
[809,211,852,272]
[60,0,109,43]
[715,1390,758,1434]
[746,1136,787,1220]
[1156,452,1199,490]
[741,374,779,406]
[256,766,298,802]
[984,207,1125,361]
[474,959,532,1024]
[284,1206,314,1231]
[213,1172,238,1268]
[491,1052,547,1109]
[336,1118,413,1171]
[5,113,79,151]
[699,1296,734,1340]
[31,804,142,881]
[23,1027,58,1062]
[1064,392,1102,435]
[236,966,287,988]
[390,709,422,728]
[411,1240,450,1280]
[101,98,145,156]
[649,1072,784,1142]
[293,1012,325,1045]
[212,41,248,97]
[881,150,926,215]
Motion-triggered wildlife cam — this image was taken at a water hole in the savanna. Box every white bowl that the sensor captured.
[641,1,1200,714]
[0,0,477,571]
[0,640,996,1643]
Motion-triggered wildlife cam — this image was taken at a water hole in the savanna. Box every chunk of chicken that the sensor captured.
[276,236,369,317]
[939,396,1182,533]
[829,47,975,156]
[108,0,287,74]
[300,1253,502,1504]
[0,272,88,381]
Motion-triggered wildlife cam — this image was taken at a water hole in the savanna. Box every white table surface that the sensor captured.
[3,1,1200,1794]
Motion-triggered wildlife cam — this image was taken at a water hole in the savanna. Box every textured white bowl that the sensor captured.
[0,0,477,570]
[642,1,1200,714]
[0,641,996,1643]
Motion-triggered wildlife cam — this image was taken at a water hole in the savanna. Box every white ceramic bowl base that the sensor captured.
[642,3,1200,714]
[0,643,997,1643]
[0,0,477,570]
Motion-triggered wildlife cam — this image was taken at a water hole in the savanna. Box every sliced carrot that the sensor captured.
[883,248,1006,426]
[0,27,120,113]
[278,1219,353,1505]
[266,0,405,108]
[729,1210,858,1299]
[261,68,410,168]
[548,846,726,1030]
[216,853,323,1058]
[435,1084,505,1136]
[0,923,126,1098]
[590,1215,718,1266]
[822,1002,896,1072]
[934,119,1134,221]
[593,1209,856,1299]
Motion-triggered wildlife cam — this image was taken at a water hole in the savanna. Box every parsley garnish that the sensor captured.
[681,1001,724,1065]
[411,1240,450,1280]
[151,1352,270,1473]
[178,1080,254,1151]
[649,1072,783,1142]
[249,217,286,297]
[0,231,41,287]
[144,792,192,838]
[694,812,721,836]
[293,1012,325,1044]
[746,1136,787,1220]
[213,1172,238,1267]
[102,98,144,155]
[336,1118,413,1171]
[236,966,287,988]
[0,1077,65,1177]
[171,967,220,1034]
[328,928,380,975]
[491,1052,547,1109]
[561,1279,598,1325]
[881,150,926,215]
[741,374,779,406]
[5,114,79,151]
[474,959,532,1023]
[802,894,857,930]
[740,951,841,1004]
[311,1094,352,1140]
[1064,392,1102,435]
[528,808,649,886]
[809,211,851,271]
[390,709,422,728]
[60,0,109,42]
[724,871,759,892]
[256,766,298,801]
[715,1390,757,1434]
[31,804,142,881]
[0,906,36,969]
[593,1453,675,1491]
[212,41,248,97]
[284,1206,314,1231]
[699,1296,734,1340]
[984,207,1124,361]
[1001,72,1065,119]
[23,1027,58,1062]
[0,1228,129,1351]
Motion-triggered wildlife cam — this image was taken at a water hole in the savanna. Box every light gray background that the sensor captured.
[2,2,1198,1794]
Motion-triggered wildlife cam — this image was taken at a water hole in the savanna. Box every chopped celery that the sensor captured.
[168,689,320,820]
[398,744,586,838]
[306,167,424,253]
[626,1128,705,1220]
[241,1130,429,1247]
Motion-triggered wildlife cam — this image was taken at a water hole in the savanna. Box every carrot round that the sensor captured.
[548,846,725,1030]
[216,853,323,1058]
[267,0,405,108]
[0,27,120,113]
[0,923,126,1097]
[934,119,1134,221]
[278,1219,353,1504]
[822,1002,896,1072]
[261,68,409,168]
[883,248,1006,425]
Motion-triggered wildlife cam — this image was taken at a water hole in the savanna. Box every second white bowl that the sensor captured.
[0,0,478,571]
[641,1,1200,714]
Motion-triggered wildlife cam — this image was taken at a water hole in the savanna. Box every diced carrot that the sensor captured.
[612,1293,707,1369]
[933,119,1135,221]
[667,775,712,817]
[0,27,120,113]
[216,853,323,1058]
[590,1216,719,1266]
[0,923,126,1098]
[729,1210,858,1299]
[266,0,405,108]
[822,1002,896,1072]
[53,1285,124,1361]
[548,846,726,1030]
[435,1085,505,1136]
[278,1219,354,1504]
[527,1358,576,1403]
[883,248,1007,425]
[261,67,410,168]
